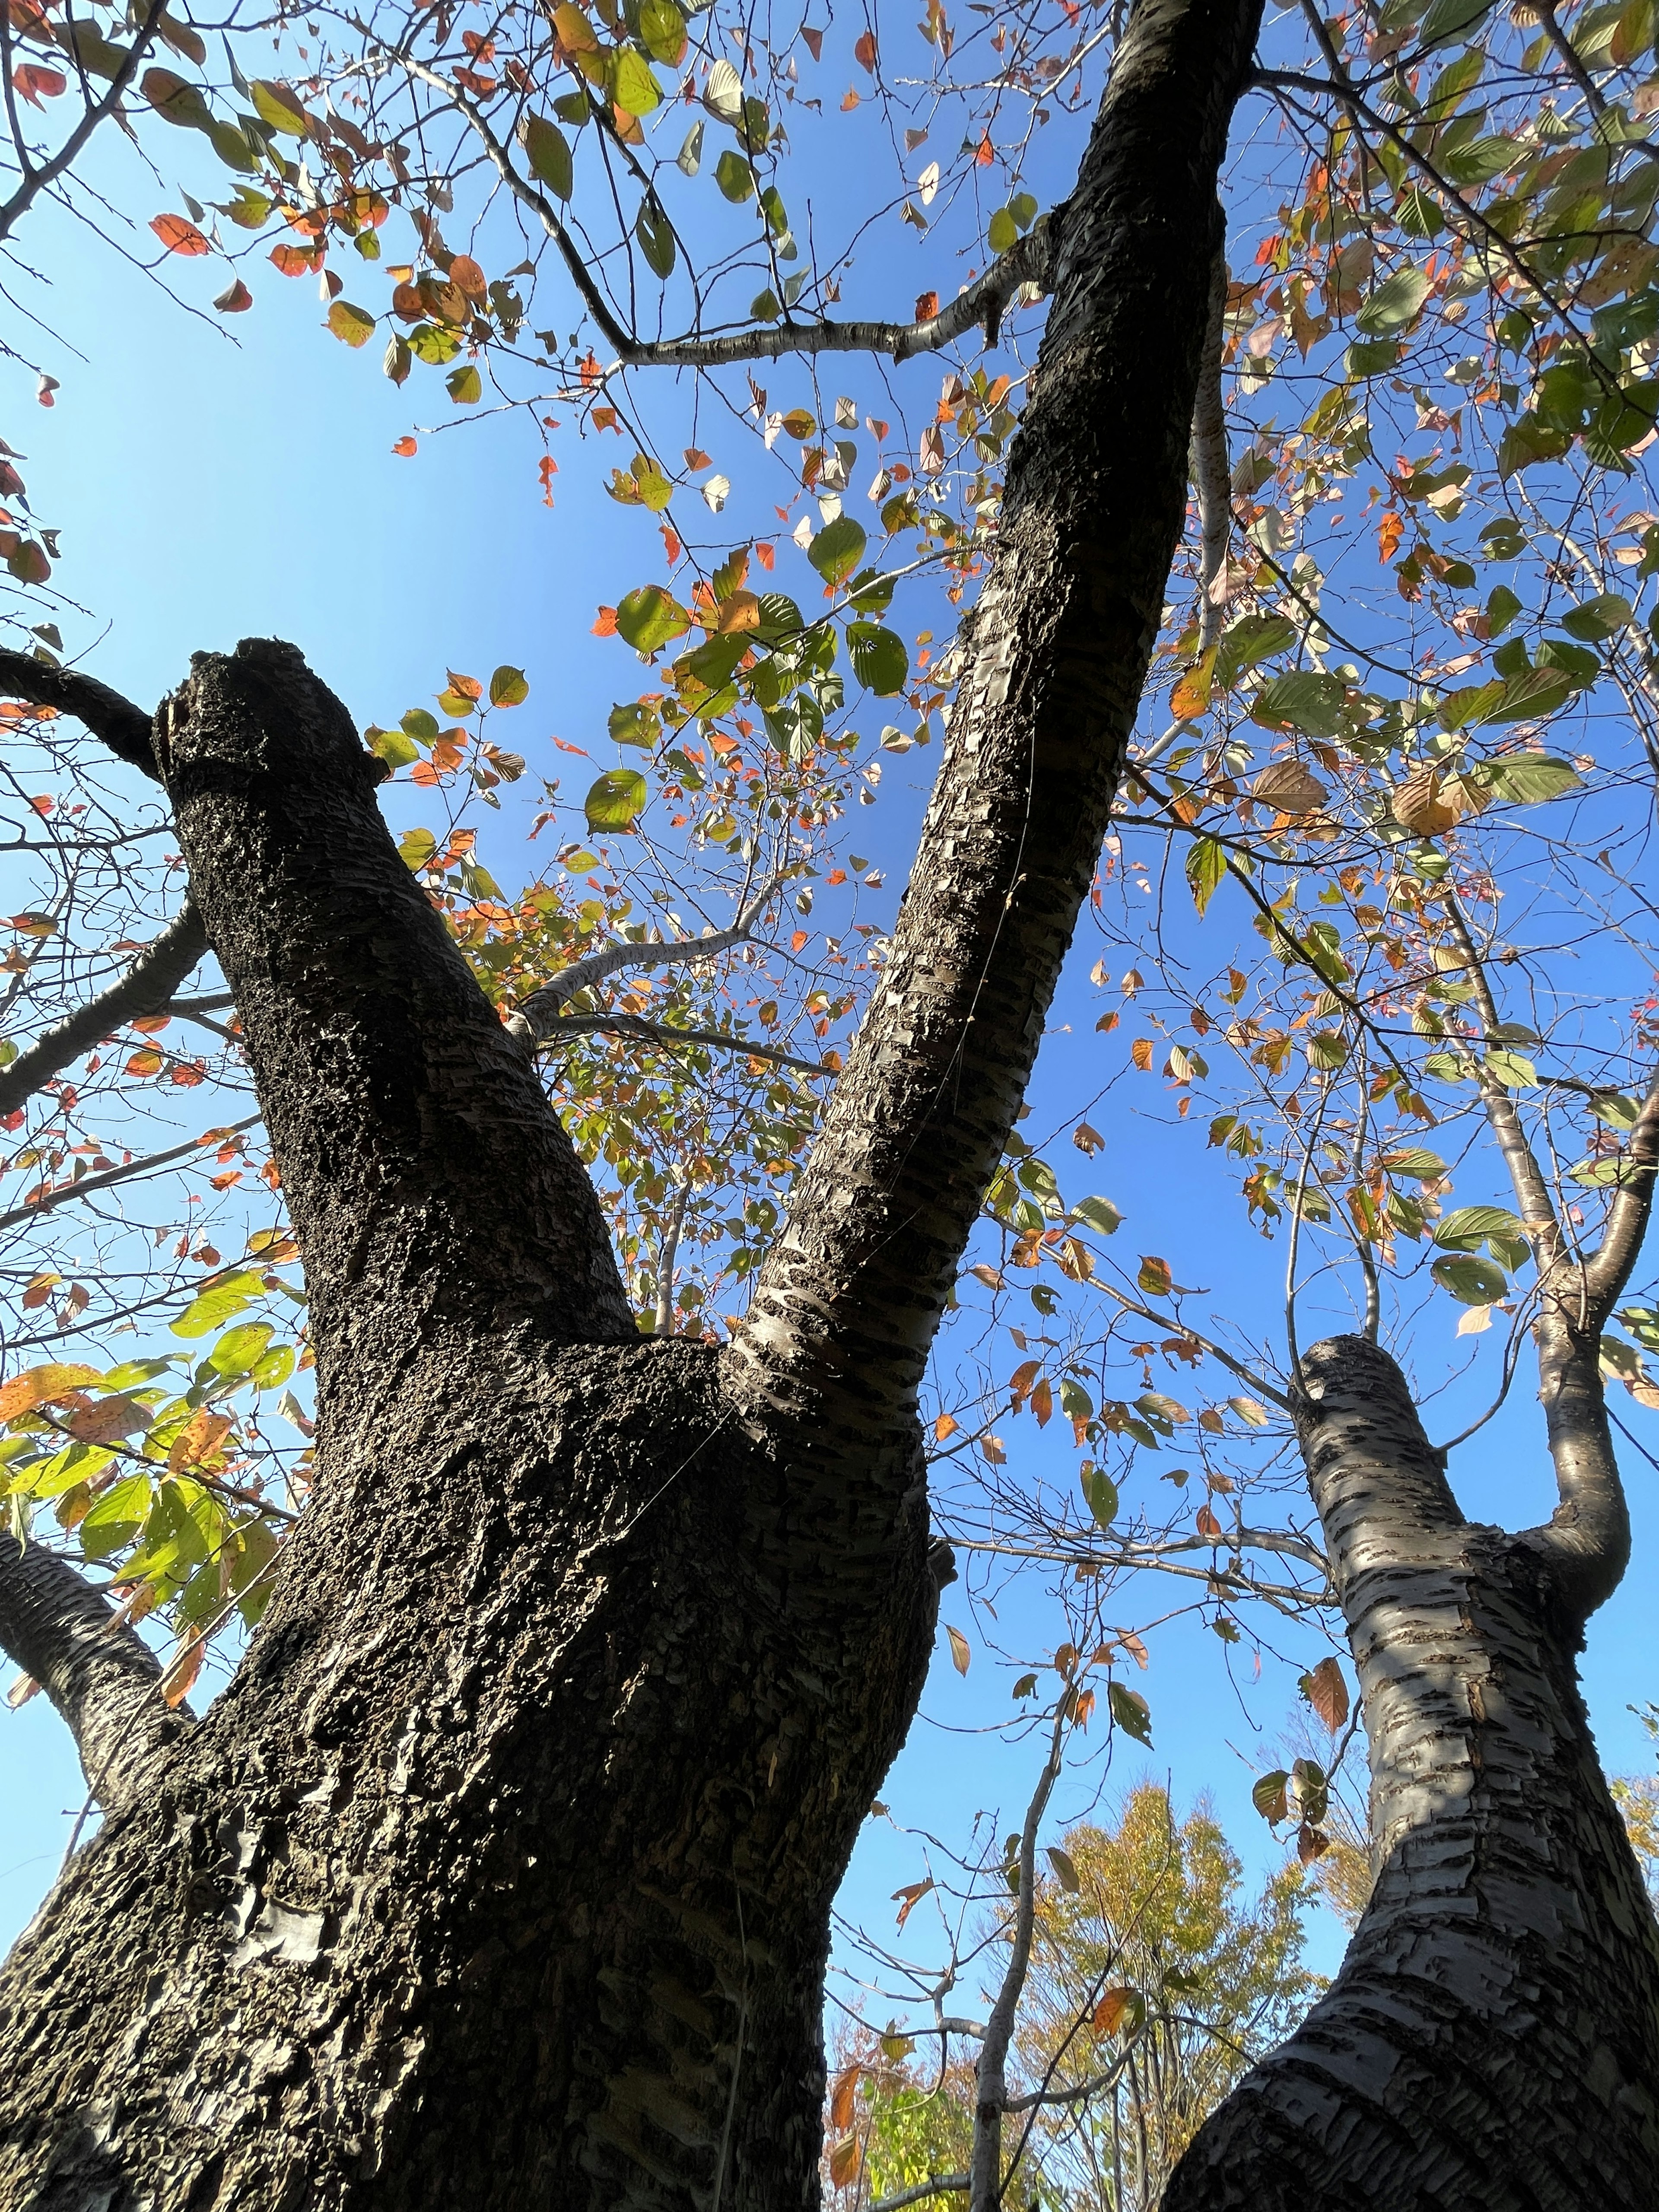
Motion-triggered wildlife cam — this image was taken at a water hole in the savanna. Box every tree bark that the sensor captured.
[0,0,1264,2196]
[1163,1335,1659,2212]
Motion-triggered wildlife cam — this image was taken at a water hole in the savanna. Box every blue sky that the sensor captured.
[2,47,1657,2021]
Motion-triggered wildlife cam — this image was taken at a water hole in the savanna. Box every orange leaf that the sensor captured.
[1376,509,1403,563]
[830,2064,860,2133]
[270,242,320,276]
[828,2136,861,2188]
[151,213,210,256]
[450,253,486,299]
[1137,1255,1173,1297]
[592,606,619,636]
[1195,1503,1222,1539]
[854,27,877,68]
[1130,1038,1153,1071]
[891,1875,934,1929]
[162,1634,205,1708]
[933,1411,958,1441]
[0,1364,101,1421]
[914,289,939,321]
[392,435,418,457]
[973,130,994,165]
[1030,1377,1053,1427]
[1121,1631,1150,1669]
[1091,1986,1138,2037]
[168,1407,233,1473]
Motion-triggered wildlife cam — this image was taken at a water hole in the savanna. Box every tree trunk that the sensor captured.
[1163,1335,1659,2212]
[0,0,1263,2196]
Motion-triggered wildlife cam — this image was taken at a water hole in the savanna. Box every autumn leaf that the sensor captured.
[162,1635,206,1708]
[213,278,253,313]
[1091,1985,1141,2037]
[1137,1255,1173,1297]
[1195,1503,1223,1540]
[0,1363,100,1421]
[946,1625,970,1674]
[853,28,877,69]
[1303,1655,1350,1733]
[150,213,210,256]
[168,1407,234,1473]
[892,1875,934,1929]
[830,2065,860,2133]
[1046,1845,1081,1892]
[828,2136,861,2188]
[933,1410,958,1441]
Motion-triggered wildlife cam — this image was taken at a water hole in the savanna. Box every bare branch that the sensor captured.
[0,650,158,779]
[868,2177,969,2212]
[1190,238,1230,652]
[0,1535,188,1808]
[393,58,1065,371]
[515,870,788,1032]
[533,1010,831,1077]
[0,1112,261,1233]
[0,0,167,244]
[1583,1070,1659,1313]
[0,904,210,1119]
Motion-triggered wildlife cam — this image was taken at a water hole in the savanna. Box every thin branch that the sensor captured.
[653,1178,691,1335]
[0,904,210,1118]
[0,0,167,243]
[392,54,1066,369]
[1583,1070,1659,1312]
[534,1009,831,1077]
[516,869,789,1030]
[868,2177,969,2212]
[1190,238,1230,653]
[0,1111,261,1232]
[0,1534,188,1807]
[0,649,157,779]
[1093,1279,1294,1411]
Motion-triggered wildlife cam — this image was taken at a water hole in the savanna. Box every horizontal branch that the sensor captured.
[868,2177,969,2212]
[0,1535,188,1808]
[0,650,158,779]
[535,1008,830,1077]
[0,1111,261,1234]
[515,870,788,1031]
[0,905,210,1119]
[405,56,1065,371]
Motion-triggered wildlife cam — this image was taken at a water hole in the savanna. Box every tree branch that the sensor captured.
[0,1112,262,1233]
[0,905,209,1119]
[723,0,1265,1462]
[1190,237,1230,652]
[868,2178,969,2212]
[0,1535,188,1809]
[535,1008,830,1077]
[514,869,788,1031]
[0,650,158,779]
[159,639,632,1373]
[0,0,167,244]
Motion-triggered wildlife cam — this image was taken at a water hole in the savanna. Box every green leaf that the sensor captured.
[846,622,908,695]
[715,148,755,201]
[1484,1048,1538,1090]
[1434,1204,1524,1249]
[1431,1253,1508,1304]
[639,0,687,63]
[1355,262,1431,335]
[142,67,213,129]
[609,700,660,747]
[1418,0,1493,44]
[1382,1146,1447,1179]
[402,708,440,743]
[1497,416,1572,479]
[988,207,1018,254]
[750,287,781,322]
[612,47,664,114]
[1481,754,1581,803]
[447,363,483,406]
[209,1322,275,1377]
[1071,1195,1121,1235]
[171,1271,266,1340]
[326,299,376,348]
[489,665,529,707]
[585,767,648,830]
[1251,670,1348,737]
[676,120,704,175]
[1185,835,1226,916]
[1590,1092,1642,1130]
[1108,1681,1153,1745]
[616,584,691,652]
[1009,191,1038,229]
[1562,592,1631,640]
[1214,612,1295,688]
[250,78,308,134]
[365,724,419,769]
[1080,1461,1118,1528]
[1252,1770,1289,1822]
[521,113,574,198]
[631,454,674,510]
[809,514,868,585]
[399,827,437,870]
[636,193,675,278]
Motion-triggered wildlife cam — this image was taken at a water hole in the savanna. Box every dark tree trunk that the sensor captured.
[0,0,1262,2202]
[1164,1336,1659,2212]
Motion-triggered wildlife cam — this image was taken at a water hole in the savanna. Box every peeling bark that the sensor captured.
[1163,1335,1659,2212]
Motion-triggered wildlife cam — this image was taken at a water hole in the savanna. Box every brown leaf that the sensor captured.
[168,1408,233,1473]
[828,2135,861,2188]
[6,1672,39,1709]
[1392,766,1462,836]
[946,1626,970,1675]
[1195,1504,1223,1540]
[1091,1985,1138,2037]
[66,1394,152,1446]
[162,1634,205,1708]
[829,2063,860,2133]
[1252,759,1329,817]
[1046,1844,1081,1893]
[891,1875,934,1930]
[1305,1655,1350,1733]
[1297,1821,1331,1864]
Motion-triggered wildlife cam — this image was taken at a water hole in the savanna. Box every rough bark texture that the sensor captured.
[1163,1335,1659,2212]
[0,0,1265,2194]
[0,0,1265,2196]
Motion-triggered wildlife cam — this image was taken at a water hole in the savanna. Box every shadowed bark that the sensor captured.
[1162,1335,1659,2212]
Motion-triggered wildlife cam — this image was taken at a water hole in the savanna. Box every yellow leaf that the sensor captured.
[947,1625,970,1674]
[0,1363,101,1421]
[168,1408,234,1473]
[828,2136,861,2188]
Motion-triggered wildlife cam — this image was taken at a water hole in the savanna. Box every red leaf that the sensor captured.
[392,435,418,457]
[151,213,210,256]
[591,606,619,636]
[213,278,253,313]
[973,130,994,165]
[270,242,320,276]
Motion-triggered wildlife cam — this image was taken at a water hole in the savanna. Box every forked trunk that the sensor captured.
[0,0,1263,2199]
[1164,1336,1659,2212]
